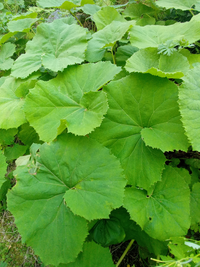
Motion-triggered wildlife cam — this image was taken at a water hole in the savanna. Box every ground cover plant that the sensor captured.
[0,0,200,266]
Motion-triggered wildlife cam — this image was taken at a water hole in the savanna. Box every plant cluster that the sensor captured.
[0,0,200,266]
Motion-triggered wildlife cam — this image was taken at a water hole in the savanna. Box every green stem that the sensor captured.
[69,11,83,27]
[111,45,116,65]
[189,9,194,16]
[116,240,134,267]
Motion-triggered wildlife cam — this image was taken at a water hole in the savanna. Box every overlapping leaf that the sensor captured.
[130,14,200,49]
[86,20,133,62]
[7,133,125,265]
[155,0,200,11]
[0,43,16,70]
[0,152,7,188]
[123,2,155,19]
[180,49,200,68]
[91,73,189,189]
[90,217,126,247]
[12,19,88,78]
[125,48,190,78]
[37,0,71,7]
[124,166,191,241]
[92,6,125,30]
[0,128,17,145]
[179,64,200,151]
[24,62,120,141]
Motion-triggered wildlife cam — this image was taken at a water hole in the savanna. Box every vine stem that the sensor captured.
[111,45,116,64]
[189,9,194,16]
[116,239,134,267]
[69,11,83,27]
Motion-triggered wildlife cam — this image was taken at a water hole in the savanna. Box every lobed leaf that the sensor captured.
[12,19,88,78]
[123,166,191,241]
[7,133,126,264]
[24,62,120,141]
[130,14,200,49]
[91,73,188,189]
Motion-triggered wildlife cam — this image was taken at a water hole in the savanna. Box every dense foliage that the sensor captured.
[0,0,200,266]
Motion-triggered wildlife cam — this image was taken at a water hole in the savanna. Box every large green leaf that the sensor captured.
[124,166,191,241]
[12,19,88,78]
[190,183,200,225]
[91,73,188,189]
[0,43,15,70]
[24,62,120,141]
[7,133,125,264]
[155,0,200,10]
[125,48,190,78]
[60,242,115,267]
[0,152,7,188]
[179,64,200,151]
[0,87,26,129]
[130,14,200,49]
[86,20,133,62]
[92,6,125,30]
